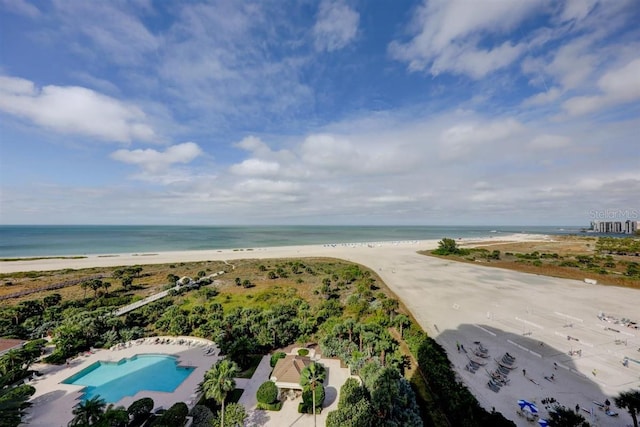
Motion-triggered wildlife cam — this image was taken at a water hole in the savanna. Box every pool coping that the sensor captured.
[24,336,220,427]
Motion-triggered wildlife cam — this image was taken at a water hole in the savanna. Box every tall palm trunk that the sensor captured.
[312,384,316,427]
[220,398,225,427]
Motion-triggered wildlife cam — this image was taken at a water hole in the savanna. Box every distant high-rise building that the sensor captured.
[625,220,639,234]
[591,220,639,234]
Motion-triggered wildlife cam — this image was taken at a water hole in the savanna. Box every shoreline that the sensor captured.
[0,233,550,273]
[4,231,638,426]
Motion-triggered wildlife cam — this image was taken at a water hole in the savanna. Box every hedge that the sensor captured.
[270,352,286,367]
[257,401,283,411]
[256,381,278,405]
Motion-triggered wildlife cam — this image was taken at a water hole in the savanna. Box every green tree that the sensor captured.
[0,384,35,427]
[326,378,371,427]
[326,398,371,427]
[68,396,107,426]
[300,362,326,427]
[189,405,214,427]
[152,402,188,427]
[198,359,239,427]
[394,314,411,338]
[99,404,128,427]
[43,293,62,308]
[548,405,589,427]
[127,397,154,425]
[615,390,640,427]
[433,238,466,255]
[212,403,247,427]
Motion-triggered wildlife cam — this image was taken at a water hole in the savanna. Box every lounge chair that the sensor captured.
[487,381,500,393]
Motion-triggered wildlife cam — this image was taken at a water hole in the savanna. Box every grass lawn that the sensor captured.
[237,354,264,379]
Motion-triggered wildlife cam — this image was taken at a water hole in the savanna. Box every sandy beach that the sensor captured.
[4,233,639,426]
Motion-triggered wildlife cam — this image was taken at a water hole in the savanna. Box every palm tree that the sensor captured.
[199,359,239,427]
[300,362,326,427]
[393,314,411,339]
[80,281,89,299]
[68,395,106,426]
[615,390,640,427]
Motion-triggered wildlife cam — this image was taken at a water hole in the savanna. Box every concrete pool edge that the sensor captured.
[25,336,220,427]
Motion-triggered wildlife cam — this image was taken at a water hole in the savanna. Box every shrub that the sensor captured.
[127,397,154,422]
[152,402,188,427]
[299,386,325,413]
[297,348,309,356]
[257,401,283,411]
[43,351,67,365]
[256,381,278,405]
[189,405,214,427]
[270,352,286,367]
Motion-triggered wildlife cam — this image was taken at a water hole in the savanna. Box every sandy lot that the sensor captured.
[6,234,639,426]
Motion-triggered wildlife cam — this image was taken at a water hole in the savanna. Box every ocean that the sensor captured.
[0,225,583,258]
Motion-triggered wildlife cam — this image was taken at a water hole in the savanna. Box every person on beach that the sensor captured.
[523,369,526,376]
[456,341,461,352]
[575,404,580,413]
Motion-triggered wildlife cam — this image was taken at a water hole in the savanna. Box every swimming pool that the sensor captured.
[62,354,195,403]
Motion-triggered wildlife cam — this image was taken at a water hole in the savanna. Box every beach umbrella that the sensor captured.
[518,399,539,414]
[538,419,549,427]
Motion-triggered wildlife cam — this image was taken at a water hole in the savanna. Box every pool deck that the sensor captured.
[24,336,219,427]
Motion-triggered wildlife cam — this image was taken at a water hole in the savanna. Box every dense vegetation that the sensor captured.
[426,237,640,288]
[1,257,532,426]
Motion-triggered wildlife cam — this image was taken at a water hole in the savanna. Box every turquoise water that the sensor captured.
[62,354,194,403]
[0,225,582,257]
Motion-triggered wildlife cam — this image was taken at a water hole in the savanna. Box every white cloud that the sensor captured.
[546,37,599,90]
[0,0,40,18]
[522,87,562,106]
[389,0,540,78]
[439,118,524,159]
[110,142,203,183]
[0,75,156,143]
[52,0,159,65]
[563,58,640,116]
[234,179,300,195]
[156,2,313,125]
[313,0,359,52]
[559,0,599,22]
[529,134,571,150]
[230,159,281,177]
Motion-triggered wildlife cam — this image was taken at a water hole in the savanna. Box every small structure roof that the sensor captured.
[270,355,311,390]
[0,338,26,356]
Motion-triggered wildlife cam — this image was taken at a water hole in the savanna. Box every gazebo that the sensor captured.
[270,355,311,395]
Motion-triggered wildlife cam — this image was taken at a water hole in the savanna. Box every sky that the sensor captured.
[0,0,639,226]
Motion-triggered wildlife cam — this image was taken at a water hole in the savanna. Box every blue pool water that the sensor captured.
[62,354,195,403]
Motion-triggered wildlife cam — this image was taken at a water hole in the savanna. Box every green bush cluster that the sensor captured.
[298,386,325,414]
[257,401,283,411]
[269,352,286,367]
[413,334,515,427]
[150,402,188,427]
[256,381,278,405]
[432,238,470,256]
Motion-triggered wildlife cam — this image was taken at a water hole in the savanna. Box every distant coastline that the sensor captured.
[0,225,582,258]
